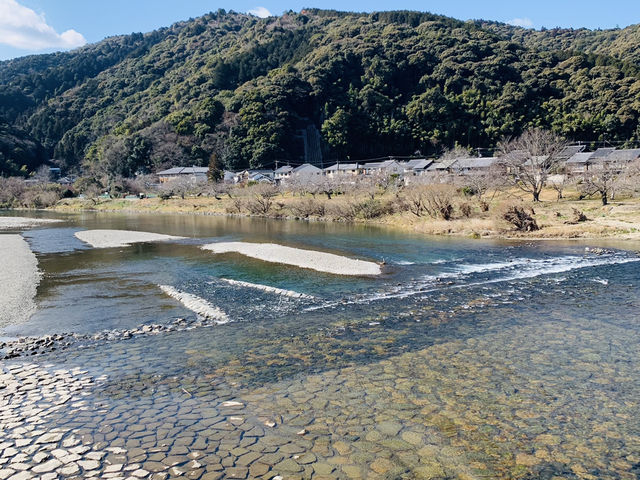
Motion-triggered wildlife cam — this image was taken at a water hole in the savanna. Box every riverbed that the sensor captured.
[1,210,639,479]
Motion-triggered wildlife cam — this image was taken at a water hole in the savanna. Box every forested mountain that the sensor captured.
[1,9,640,178]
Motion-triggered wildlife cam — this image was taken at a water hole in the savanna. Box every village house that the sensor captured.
[324,163,362,178]
[361,160,405,176]
[157,166,209,183]
[452,157,499,175]
[402,159,433,176]
[274,165,294,182]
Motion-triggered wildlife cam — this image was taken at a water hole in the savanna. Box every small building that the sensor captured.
[324,163,361,178]
[453,157,498,175]
[565,152,594,173]
[291,163,322,177]
[234,169,275,184]
[361,160,405,176]
[157,166,209,183]
[402,159,433,176]
[604,148,640,164]
[274,165,294,182]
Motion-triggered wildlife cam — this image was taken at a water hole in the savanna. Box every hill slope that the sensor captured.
[1,9,640,177]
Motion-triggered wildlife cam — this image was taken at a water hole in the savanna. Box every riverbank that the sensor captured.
[51,188,640,242]
[0,235,40,327]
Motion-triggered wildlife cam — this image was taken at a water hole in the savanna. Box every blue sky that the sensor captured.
[1,0,639,60]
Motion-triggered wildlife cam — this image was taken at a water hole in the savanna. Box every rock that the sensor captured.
[32,452,49,464]
[35,432,64,444]
[105,464,124,473]
[31,460,62,474]
[6,472,32,480]
[274,459,303,473]
[78,460,100,470]
[248,463,269,477]
[225,467,248,479]
[370,458,394,474]
[57,463,80,475]
[0,469,15,480]
[377,422,402,436]
[515,453,540,467]
[131,468,150,478]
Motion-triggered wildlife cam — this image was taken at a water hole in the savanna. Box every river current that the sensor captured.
[1,211,639,479]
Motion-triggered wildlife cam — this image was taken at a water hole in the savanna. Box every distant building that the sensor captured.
[402,159,433,176]
[324,163,361,178]
[292,163,322,177]
[157,166,209,183]
[361,160,405,175]
[274,165,294,182]
[452,157,498,174]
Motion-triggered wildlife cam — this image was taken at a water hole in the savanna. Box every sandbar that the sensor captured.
[0,217,61,230]
[202,242,381,276]
[75,229,184,248]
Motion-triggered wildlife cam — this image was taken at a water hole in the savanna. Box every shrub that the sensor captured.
[423,185,454,220]
[459,202,472,217]
[502,205,539,231]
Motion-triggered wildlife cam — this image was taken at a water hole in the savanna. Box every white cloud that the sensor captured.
[507,17,534,28]
[247,6,272,18]
[0,0,86,50]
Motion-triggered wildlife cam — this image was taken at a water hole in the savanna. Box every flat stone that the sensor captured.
[7,472,33,480]
[36,432,64,444]
[377,422,402,436]
[32,452,49,464]
[105,464,124,473]
[0,469,15,480]
[224,467,248,479]
[371,458,394,474]
[249,463,270,477]
[32,460,62,473]
[274,459,303,473]
[143,462,167,473]
[78,460,100,470]
[131,469,149,478]
[57,463,80,475]
[168,467,184,476]
[236,452,262,467]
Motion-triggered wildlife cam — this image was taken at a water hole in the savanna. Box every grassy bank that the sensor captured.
[50,184,640,241]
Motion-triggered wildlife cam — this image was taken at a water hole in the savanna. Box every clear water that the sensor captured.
[1,210,640,479]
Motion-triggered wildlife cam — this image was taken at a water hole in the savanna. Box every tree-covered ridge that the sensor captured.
[1,9,640,178]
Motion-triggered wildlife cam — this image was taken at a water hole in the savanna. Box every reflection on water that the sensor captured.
[1,210,640,479]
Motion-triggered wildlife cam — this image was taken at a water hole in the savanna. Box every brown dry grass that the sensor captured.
[52,186,640,241]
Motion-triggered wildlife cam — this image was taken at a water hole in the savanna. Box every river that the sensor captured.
[1,210,639,479]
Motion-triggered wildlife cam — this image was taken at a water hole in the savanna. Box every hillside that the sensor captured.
[1,9,640,178]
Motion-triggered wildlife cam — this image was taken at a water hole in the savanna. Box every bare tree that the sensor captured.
[578,157,635,205]
[497,128,567,201]
[246,183,280,215]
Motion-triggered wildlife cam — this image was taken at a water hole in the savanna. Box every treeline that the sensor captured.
[1,9,640,180]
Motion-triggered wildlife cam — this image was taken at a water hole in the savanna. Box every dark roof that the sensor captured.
[590,148,616,160]
[404,159,432,170]
[157,166,209,175]
[566,152,593,164]
[454,157,498,169]
[606,148,640,162]
[553,145,585,161]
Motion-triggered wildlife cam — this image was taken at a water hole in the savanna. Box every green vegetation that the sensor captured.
[1,9,640,178]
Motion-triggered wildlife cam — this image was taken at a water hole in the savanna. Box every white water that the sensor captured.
[158,285,230,324]
[216,278,315,299]
[306,253,640,311]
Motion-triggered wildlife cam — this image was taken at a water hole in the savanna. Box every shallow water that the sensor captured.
[1,210,640,479]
